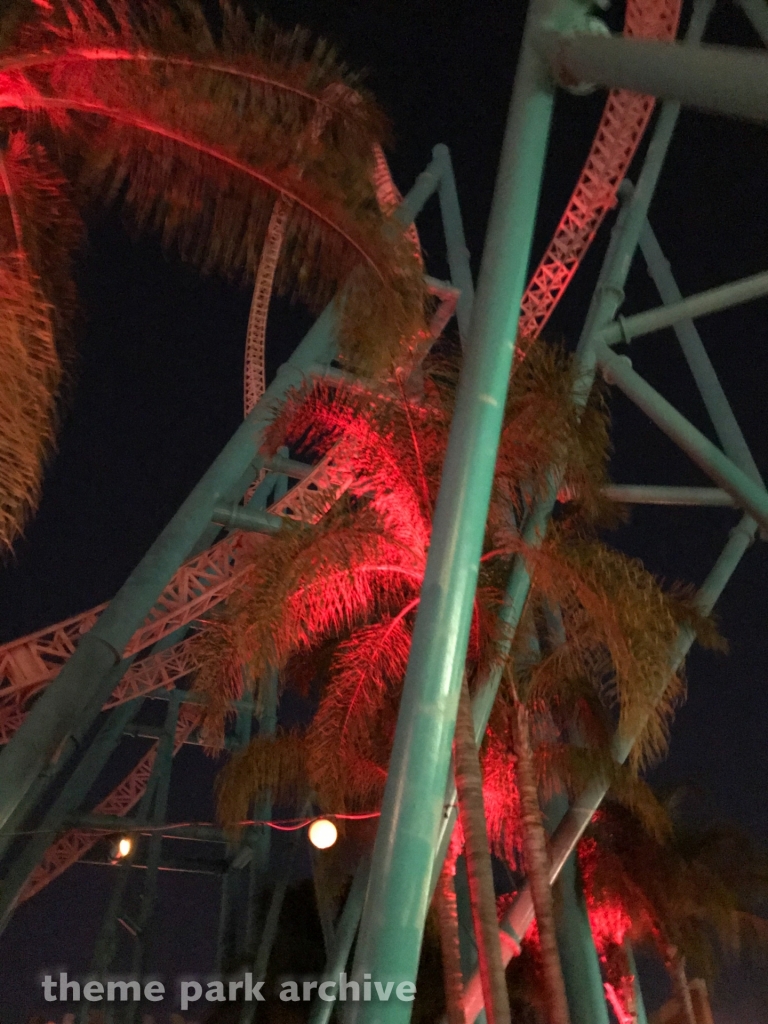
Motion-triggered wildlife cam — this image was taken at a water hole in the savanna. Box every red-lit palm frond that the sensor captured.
[479,711,669,874]
[306,613,413,812]
[266,375,451,550]
[490,535,720,770]
[481,729,523,869]
[0,256,57,550]
[0,131,82,549]
[0,0,426,371]
[491,342,614,533]
[580,803,768,984]
[193,502,422,744]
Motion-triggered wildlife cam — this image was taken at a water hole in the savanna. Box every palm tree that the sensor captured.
[198,342,713,1024]
[0,0,426,550]
[580,800,768,1024]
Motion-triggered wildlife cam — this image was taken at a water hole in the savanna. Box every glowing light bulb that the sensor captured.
[117,836,132,858]
[308,818,337,850]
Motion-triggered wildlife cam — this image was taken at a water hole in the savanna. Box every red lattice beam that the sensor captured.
[517,0,682,344]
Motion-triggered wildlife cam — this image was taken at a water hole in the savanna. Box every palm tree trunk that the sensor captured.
[510,697,571,1024]
[666,947,697,1024]
[454,676,511,1024]
[434,860,466,1024]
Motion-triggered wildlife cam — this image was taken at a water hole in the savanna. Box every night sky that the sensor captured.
[0,0,767,1020]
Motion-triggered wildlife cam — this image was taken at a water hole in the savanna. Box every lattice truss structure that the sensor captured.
[0,0,766,1006]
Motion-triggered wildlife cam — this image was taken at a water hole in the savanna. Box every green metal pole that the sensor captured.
[639,219,765,486]
[595,343,768,533]
[554,852,609,1024]
[603,485,734,506]
[595,269,768,347]
[458,5,717,1012]
[244,669,278,955]
[308,855,372,1024]
[127,690,182,1024]
[539,31,768,122]
[735,0,768,44]
[432,144,475,343]
[0,696,144,932]
[626,944,649,1024]
[346,1,558,1018]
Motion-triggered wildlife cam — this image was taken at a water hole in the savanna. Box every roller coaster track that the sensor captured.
[518,0,681,343]
[5,0,682,904]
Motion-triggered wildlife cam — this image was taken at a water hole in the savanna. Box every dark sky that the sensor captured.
[1,0,767,1020]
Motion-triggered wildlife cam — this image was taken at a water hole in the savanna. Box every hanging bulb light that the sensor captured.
[308,818,338,850]
[111,835,133,861]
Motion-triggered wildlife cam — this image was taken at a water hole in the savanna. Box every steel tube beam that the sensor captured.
[211,503,284,534]
[603,485,735,506]
[432,144,475,343]
[0,697,144,932]
[735,0,768,45]
[459,5,716,1012]
[347,2,557,1018]
[596,344,768,532]
[595,269,768,347]
[539,31,768,122]
[308,855,371,1024]
[555,853,610,1024]
[465,513,757,1023]
[639,220,765,485]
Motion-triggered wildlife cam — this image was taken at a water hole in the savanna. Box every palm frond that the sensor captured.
[215,730,310,833]
[497,533,690,769]
[192,504,420,740]
[306,614,412,811]
[0,0,427,373]
[0,255,58,550]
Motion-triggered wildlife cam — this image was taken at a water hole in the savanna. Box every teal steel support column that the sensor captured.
[736,0,768,44]
[603,485,734,506]
[308,854,372,1024]
[347,2,557,1019]
[595,344,768,532]
[554,853,609,1024]
[459,6,717,1013]
[639,219,765,486]
[595,269,768,347]
[239,819,304,1024]
[538,31,768,122]
[626,944,649,1024]
[432,144,475,342]
[244,669,278,955]
[0,696,144,932]
[542,790,609,1024]
[127,691,182,1024]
